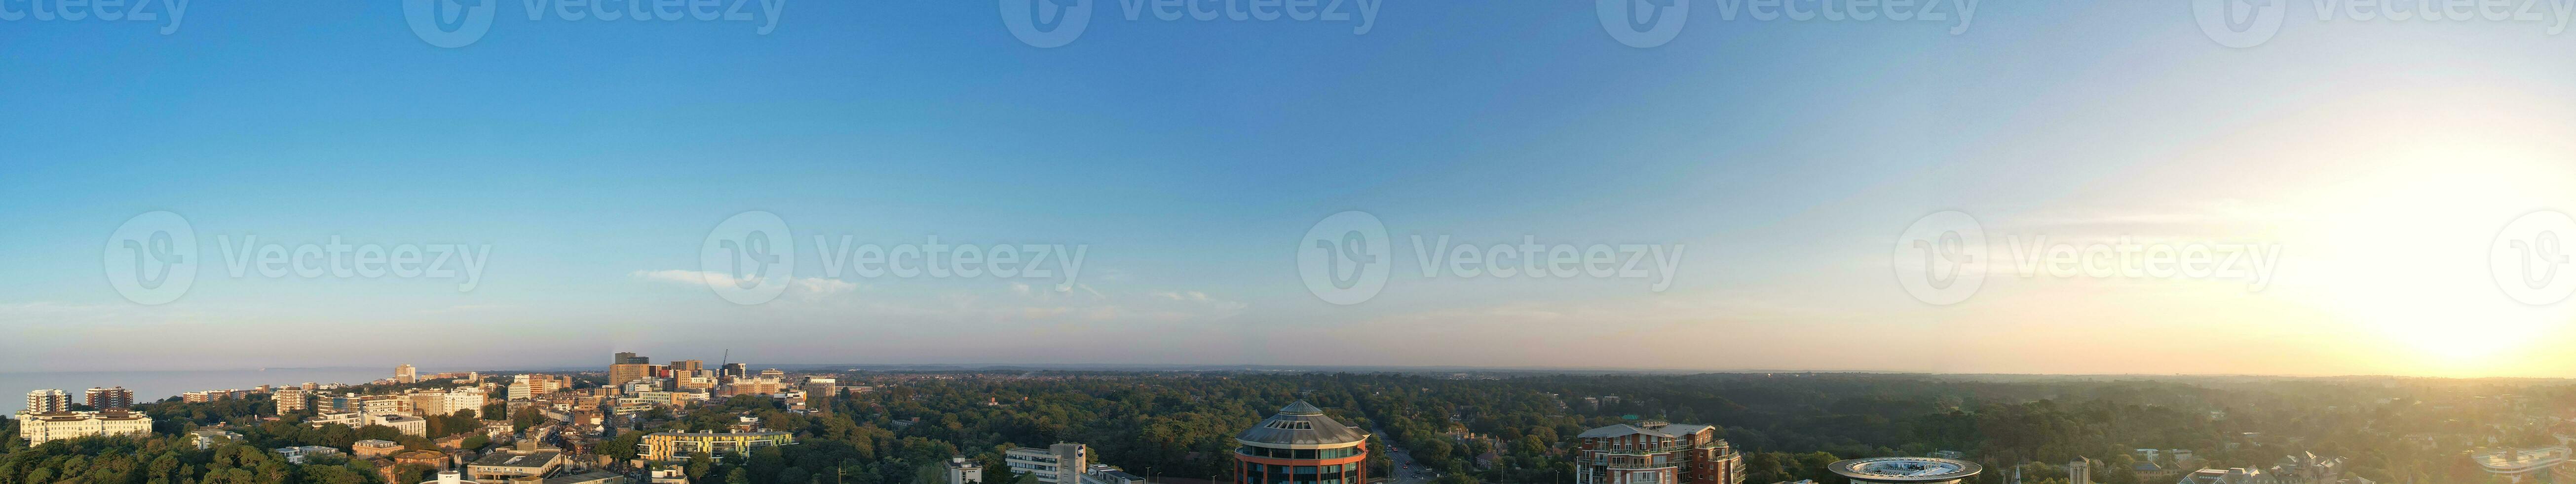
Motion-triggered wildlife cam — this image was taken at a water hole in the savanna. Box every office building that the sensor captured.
[1234,401,1367,484]
[84,387,134,409]
[25,389,71,413]
[1826,457,1981,484]
[1574,420,1745,484]
[396,364,419,384]
[1007,444,1090,484]
[948,456,987,484]
[803,377,837,412]
[610,352,654,388]
[18,410,154,445]
[722,363,747,378]
[636,430,796,461]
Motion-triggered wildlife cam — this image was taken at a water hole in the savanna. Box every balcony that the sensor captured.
[1600,461,1679,470]
[1593,444,1690,454]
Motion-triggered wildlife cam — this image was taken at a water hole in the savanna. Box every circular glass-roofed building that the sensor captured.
[1828,457,1982,484]
[1234,401,1370,484]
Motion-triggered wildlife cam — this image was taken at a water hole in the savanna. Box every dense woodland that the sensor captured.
[4,372,2570,484]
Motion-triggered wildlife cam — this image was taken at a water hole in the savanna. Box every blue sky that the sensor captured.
[6,0,2576,376]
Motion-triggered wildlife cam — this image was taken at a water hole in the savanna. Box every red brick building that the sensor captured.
[1233,401,1369,484]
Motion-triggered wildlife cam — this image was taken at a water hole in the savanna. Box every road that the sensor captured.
[1374,428,1439,484]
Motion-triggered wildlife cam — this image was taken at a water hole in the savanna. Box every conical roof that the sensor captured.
[1236,400,1367,446]
[1279,401,1325,416]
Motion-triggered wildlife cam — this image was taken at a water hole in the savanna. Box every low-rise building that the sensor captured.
[17,410,154,446]
[356,439,406,458]
[276,445,344,465]
[469,442,565,483]
[192,429,245,449]
[947,456,986,484]
[542,471,631,484]
[648,469,692,484]
[1007,444,1089,484]
[636,430,796,461]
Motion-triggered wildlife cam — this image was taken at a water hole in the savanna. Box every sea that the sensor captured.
[0,367,397,414]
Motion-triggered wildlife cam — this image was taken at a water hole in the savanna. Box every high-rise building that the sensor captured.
[1006,443,1089,484]
[1233,402,1367,484]
[610,352,653,388]
[803,377,837,413]
[1573,420,1745,484]
[395,364,418,384]
[1827,457,1982,484]
[84,387,134,409]
[723,363,748,378]
[672,360,704,373]
[25,389,71,413]
[275,387,312,413]
[2069,458,2090,484]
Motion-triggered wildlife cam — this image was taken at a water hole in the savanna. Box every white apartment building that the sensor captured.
[408,388,488,417]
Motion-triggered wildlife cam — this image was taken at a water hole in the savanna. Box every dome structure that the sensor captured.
[1236,401,1368,447]
[1232,401,1370,484]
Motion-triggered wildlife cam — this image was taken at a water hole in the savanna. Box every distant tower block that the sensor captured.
[1828,457,1983,484]
[2068,458,2089,484]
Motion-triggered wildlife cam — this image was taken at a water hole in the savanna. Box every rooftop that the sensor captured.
[471,450,563,469]
[1236,401,1367,447]
[1828,457,1983,482]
